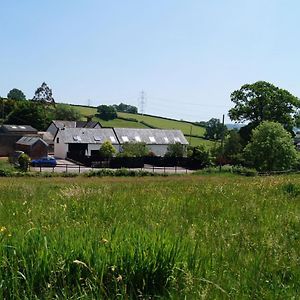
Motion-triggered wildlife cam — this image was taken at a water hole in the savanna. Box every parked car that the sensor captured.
[31,156,57,167]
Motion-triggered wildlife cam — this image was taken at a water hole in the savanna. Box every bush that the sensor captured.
[165,143,186,158]
[282,182,300,197]
[0,169,13,177]
[18,154,30,172]
[232,166,258,177]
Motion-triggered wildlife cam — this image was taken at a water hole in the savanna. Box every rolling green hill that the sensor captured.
[71,104,214,148]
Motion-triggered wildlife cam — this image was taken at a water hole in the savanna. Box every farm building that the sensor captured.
[47,120,101,138]
[38,131,55,154]
[114,128,189,157]
[54,128,119,159]
[16,136,48,159]
[0,125,38,156]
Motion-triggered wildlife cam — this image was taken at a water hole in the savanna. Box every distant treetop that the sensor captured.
[33,82,55,104]
[7,88,26,101]
[113,103,138,114]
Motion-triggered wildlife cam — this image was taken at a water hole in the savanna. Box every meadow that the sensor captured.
[0,174,299,299]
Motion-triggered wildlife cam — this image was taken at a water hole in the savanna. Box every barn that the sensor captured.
[114,128,189,157]
[54,127,119,159]
[16,136,49,159]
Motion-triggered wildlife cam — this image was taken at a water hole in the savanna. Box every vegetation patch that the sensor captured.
[0,175,300,298]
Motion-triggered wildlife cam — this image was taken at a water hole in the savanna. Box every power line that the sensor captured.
[138,90,146,115]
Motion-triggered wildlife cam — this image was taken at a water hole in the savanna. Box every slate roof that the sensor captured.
[16,136,48,146]
[114,128,189,145]
[57,128,118,144]
[52,120,100,129]
[0,125,38,133]
[38,132,54,143]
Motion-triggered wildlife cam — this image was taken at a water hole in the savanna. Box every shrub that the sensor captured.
[18,154,30,172]
[282,182,300,197]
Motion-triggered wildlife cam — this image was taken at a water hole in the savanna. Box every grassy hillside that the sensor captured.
[71,105,210,147]
[1,175,299,298]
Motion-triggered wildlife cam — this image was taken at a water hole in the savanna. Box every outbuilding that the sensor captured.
[16,136,49,159]
[113,128,189,157]
[0,125,38,156]
[54,128,119,159]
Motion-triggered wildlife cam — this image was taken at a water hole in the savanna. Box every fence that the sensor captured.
[29,163,191,174]
[67,152,207,170]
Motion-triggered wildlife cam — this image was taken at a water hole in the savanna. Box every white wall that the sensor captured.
[54,133,69,158]
[148,145,169,157]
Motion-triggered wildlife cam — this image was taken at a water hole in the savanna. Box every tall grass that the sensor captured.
[0,175,300,298]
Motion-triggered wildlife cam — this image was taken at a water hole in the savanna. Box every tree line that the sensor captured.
[203,81,300,172]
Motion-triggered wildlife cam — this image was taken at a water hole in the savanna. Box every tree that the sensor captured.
[54,104,82,121]
[188,145,211,167]
[97,105,117,121]
[7,89,26,101]
[33,82,55,104]
[119,142,148,157]
[113,103,138,114]
[229,81,300,135]
[244,121,297,171]
[99,141,116,159]
[223,130,244,165]
[165,142,186,158]
[204,118,227,140]
[5,101,52,130]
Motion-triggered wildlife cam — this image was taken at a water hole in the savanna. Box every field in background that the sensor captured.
[71,104,210,148]
[0,175,299,298]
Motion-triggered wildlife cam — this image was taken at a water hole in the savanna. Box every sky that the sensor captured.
[0,0,299,122]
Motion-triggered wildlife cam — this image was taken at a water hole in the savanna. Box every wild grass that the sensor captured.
[0,175,299,299]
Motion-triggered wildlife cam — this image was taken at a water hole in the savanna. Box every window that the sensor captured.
[135,136,141,142]
[149,136,156,143]
[56,137,59,143]
[122,136,129,142]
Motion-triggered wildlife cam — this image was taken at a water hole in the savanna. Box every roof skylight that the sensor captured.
[149,136,156,143]
[94,136,102,142]
[135,136,141,142]
[122,136,129,142]
[73,135,82,141]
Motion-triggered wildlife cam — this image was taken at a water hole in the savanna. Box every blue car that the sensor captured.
[31,157,57,167]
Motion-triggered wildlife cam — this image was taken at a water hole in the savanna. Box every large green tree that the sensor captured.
[54,104,82,121]
[97,105,117,121]
[204,118,227,140]
[7,89,26,101]
[5,101,52,130]
[229,81,300,137]
[244,121,297,171]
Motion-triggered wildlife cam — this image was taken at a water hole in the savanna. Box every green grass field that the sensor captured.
[1,175,299,299]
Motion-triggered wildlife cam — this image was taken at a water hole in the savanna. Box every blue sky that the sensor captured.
[0,0,299,122]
